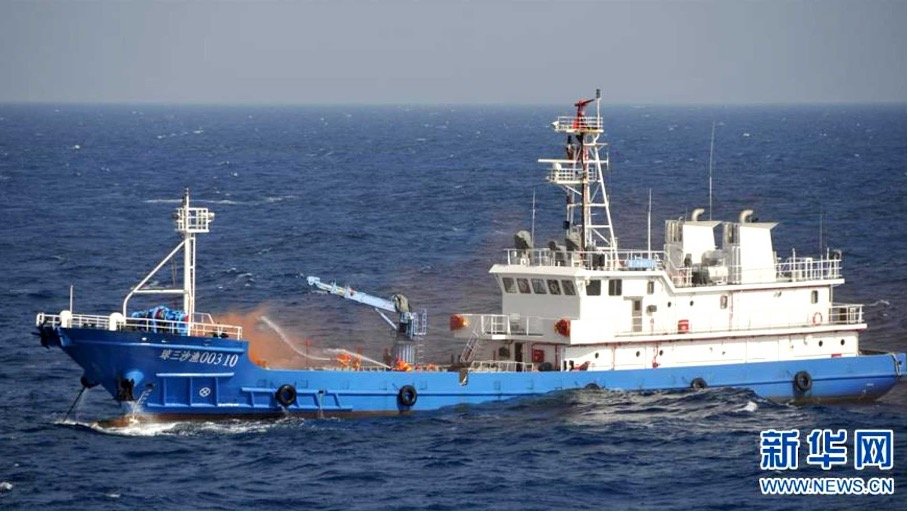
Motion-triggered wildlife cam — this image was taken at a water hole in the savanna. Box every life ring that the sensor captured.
[397,385,418,407]
[794,371,812,392]
[690,377,707,390]
[811,312,823,326]
[275,384,297,407]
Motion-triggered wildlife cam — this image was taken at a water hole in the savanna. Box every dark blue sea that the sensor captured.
[0,103,905,510]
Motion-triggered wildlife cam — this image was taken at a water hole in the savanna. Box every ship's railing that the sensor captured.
[37,313,111,329]
[35,312,243,339]
[462,313,551,337]
[829,303,863,325]
[776,256,841,281]
[665,258,842,288]
[614,304,865,337]
[504,248,665,271]
[547,166,585,183]
[469,360,536,373]
[554,116,603,132]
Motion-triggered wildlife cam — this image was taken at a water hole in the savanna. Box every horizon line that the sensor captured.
[1,99,905,109]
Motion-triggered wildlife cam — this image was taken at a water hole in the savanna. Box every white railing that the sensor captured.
[174,206,214,233]
[777,257,841,281]
[614,304,865,338]
[469,360,537,373]
[547,167,584,183]
[36,312,243,339]
[504,248,665,271]
[664,258,842,288]
[468,314,550,337]
[829,303,863,325]
[554,116,603,132]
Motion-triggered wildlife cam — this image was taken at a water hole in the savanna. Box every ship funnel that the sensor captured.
[739,209,754,223]
[690,208,705,221]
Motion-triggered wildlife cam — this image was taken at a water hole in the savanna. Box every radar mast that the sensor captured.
[540,89,618,265]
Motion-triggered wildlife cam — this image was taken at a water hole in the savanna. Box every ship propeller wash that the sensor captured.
[35,92,905,419]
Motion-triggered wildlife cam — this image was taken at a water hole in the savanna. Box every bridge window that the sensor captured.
[531,279,547,294]
[586,279,602,296]
[502,277,516,293]
[811,290,818,304]
[517,278,531,294]
[547,279,561,295]
[608,279,623,296]
[720,295,728,309]
[646,281,655,295]
[561,280,576,295]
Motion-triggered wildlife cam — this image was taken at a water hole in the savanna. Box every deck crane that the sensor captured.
[306,276,427,367]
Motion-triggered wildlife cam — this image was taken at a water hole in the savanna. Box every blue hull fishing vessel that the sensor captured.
[35,92,905,420]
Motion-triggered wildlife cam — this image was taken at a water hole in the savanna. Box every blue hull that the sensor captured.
[42,327,906,418]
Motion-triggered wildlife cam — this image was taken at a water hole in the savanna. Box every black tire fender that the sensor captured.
[690,377,708,390]
[275,384,297,407]
[794,371,812,392]
[397,385,417,407]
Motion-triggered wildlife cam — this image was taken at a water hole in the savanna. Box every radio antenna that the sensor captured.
[708,121,716,220]
[647,188,653,257]
[530,187,537,246]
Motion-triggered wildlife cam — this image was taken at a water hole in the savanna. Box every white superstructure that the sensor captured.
[451,92,865,373]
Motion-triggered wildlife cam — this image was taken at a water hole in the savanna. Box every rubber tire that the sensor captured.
[275,384,297,407]
[794,371,812,392]
[690,377,708,390]
[397,385,418,407]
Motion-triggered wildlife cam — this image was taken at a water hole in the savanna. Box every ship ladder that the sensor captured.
[459,333,482,364]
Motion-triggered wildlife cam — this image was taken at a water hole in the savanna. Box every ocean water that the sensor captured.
[0,103,904,510]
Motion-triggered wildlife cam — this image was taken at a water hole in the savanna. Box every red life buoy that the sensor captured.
[812,312,823,326]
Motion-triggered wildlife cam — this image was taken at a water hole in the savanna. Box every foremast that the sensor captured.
[121,188,215,327]
[540,89,618,266]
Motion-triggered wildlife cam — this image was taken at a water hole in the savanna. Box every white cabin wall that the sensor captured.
[560,331,859,373]
[730,287,829,330]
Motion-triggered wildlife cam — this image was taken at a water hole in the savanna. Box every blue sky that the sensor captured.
[0,0,904,104]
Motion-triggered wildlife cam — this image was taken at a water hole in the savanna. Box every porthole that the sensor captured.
[689,300,694,306]
[667,302,672,308]
[840,339,845,346]
[659,350,664,356]
[635,351,640,357]
[819,340,824,347]
[594,352,599,359]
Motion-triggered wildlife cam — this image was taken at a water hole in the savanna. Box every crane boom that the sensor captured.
[306,275,427,344]
[307,276,399,313]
